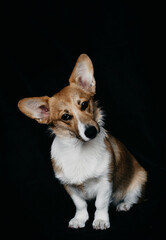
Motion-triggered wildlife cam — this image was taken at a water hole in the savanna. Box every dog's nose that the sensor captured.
[84,126,97,139]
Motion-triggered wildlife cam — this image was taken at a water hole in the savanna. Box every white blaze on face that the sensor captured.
[73,110,89,142]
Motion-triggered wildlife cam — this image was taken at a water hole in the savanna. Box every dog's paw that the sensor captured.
[92,219,110,230]
[68,217,86,229]
[116,202,132,212]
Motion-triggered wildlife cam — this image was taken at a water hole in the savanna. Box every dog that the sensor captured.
[18,54,147,230]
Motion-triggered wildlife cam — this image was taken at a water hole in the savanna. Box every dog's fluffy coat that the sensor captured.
[18,54,147,230]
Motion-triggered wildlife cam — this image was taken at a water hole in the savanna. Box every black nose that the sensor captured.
[84,126,97,139]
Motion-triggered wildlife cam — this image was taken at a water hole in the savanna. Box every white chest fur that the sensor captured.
[51,132,110,185]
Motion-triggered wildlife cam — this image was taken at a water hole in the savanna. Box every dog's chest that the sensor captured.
[51,137,110,185]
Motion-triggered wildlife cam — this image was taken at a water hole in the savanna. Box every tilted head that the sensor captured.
[18,54,104,142]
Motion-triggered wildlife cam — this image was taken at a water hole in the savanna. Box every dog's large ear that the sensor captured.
[18,96,50,124]
[69,54,96,95]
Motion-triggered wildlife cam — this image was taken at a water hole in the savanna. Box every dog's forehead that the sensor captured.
[53,85,90,102]
[49,85,90,114]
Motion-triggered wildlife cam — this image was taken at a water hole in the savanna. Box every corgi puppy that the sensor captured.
[18,54,147,230]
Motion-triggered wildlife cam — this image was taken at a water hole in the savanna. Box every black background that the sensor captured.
[2,1,165,239]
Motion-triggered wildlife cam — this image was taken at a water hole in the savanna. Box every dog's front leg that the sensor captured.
[66,186,89,229]
[92,180,112,230]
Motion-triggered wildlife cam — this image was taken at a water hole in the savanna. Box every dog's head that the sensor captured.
[18,54,104,142]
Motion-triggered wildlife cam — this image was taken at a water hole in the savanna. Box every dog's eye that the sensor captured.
[81,101,88,111]
[61,114,72,121]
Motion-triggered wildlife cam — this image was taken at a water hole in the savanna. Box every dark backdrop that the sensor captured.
[2,1,165,239]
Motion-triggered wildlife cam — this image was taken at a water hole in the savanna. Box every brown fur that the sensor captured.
[49,85,99,137]
[105,135,147,203]
[64,184,85,197]
[18,54,147,210]
[18,84,100,140]
[18,96,50,124]
[51,158,62,174]
[69,54,96,95]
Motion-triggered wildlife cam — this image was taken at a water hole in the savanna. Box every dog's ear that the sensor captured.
[18,96,50,124]
[69,54,96,95]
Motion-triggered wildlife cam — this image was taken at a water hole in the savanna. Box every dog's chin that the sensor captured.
[76,128,100,143]
[76,134,98,143]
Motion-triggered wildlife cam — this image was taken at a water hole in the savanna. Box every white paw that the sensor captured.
[68,217,86,229]
[92,219,110,230]
[116,202,132,212]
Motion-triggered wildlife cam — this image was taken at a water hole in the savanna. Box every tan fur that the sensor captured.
[64,184,85,197]
[18,83,100,140]
[51,158,62,174]
[48,85,99,138]
[69,54,96,95]
[105,135,147,203]
[64,184,72,195]
[18,96,50,124]
[18,54,147,221]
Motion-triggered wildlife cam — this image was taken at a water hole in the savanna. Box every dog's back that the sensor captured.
[106,135,147,209]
